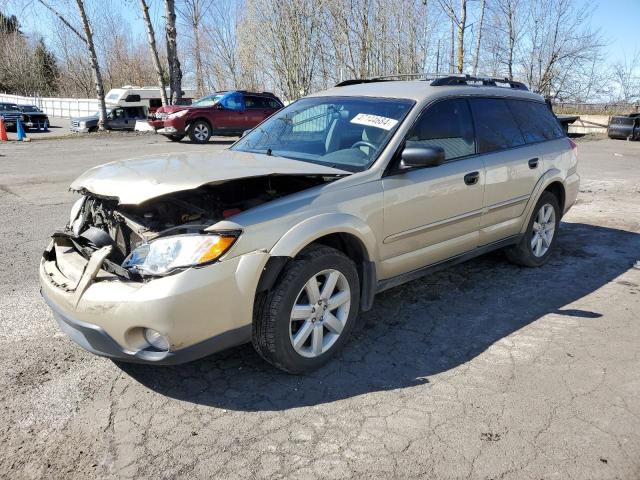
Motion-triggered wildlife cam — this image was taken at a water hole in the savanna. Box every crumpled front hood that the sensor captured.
[70,150,350,205]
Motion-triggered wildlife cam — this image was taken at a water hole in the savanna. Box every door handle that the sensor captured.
[464,171,480,185]
[528,158,539,169]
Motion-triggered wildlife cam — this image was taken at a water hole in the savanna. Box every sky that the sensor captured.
[581,0,640,65]
[5,0,640,67]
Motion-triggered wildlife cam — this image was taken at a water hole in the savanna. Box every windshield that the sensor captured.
[231,96,414,172]
[192,93,225,107]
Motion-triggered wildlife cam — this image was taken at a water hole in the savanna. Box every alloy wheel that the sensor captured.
[193,124,209,141]
[289,269,351,358]
[531,203,556,257]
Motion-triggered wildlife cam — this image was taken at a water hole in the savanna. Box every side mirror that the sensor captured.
[400,145,445,169]
[215,104,224,110]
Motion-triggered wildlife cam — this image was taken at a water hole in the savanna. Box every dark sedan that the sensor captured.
[18,105,49,131]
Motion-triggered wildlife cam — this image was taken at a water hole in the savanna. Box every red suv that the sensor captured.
[149,90,284,143]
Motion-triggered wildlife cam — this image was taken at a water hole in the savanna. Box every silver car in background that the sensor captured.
[40,75,579,373]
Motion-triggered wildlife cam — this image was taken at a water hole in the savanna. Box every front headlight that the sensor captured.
[79,121,86,128]
[167,110,189,119]
[122,234,238,276]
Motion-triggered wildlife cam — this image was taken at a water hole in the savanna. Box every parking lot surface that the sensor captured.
[1,135,639,479]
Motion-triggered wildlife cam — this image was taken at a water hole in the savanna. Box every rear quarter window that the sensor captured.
[469,98,525,153]
[508,100,565,142]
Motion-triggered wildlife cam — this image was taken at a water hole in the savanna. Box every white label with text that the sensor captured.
[350,113,398,130]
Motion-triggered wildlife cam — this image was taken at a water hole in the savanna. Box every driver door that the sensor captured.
[108,108,127,130]
[218,92,246,133]
[379,98,485,279]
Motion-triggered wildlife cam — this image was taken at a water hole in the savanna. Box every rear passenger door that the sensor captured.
[380,98,485,279]
[244,95,273,127]
[468,97,542,244]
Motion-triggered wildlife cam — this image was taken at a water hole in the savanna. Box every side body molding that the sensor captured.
[269,213,379,261]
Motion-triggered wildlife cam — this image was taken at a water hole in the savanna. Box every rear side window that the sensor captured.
[469,98,525,153]
[244,95,264,109]
[508,100,565,142]
[406,98,475,160]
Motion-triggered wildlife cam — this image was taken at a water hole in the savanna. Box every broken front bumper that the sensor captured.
[39,238,269,364]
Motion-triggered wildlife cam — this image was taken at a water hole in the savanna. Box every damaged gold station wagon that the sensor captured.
[40,74,579,373]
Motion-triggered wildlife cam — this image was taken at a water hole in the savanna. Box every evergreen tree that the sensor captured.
[34,38,59,95]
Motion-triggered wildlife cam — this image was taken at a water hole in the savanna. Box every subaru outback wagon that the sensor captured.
[40,75,579,373]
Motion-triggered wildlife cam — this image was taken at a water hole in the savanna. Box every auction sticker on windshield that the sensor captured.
[350,113,399,130]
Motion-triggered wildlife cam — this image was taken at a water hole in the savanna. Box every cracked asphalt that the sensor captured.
[1,133,639,479]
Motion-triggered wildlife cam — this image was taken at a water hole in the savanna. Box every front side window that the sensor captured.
[507,100,565,142]
[469,98,525,153]
[232,96,414,172]
[406,98,475,160]
[220,92,244,111]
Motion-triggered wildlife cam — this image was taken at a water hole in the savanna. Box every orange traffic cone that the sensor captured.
[0,118,8,142]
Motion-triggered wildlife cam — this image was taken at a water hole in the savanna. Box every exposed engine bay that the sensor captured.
[52,174,340,280]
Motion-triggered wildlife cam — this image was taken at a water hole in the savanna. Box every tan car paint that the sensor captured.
[40,81,579,362]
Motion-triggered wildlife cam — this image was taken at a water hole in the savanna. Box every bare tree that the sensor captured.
[164,0,183,103]
[490,0,523,80]
[438,0,467,74]
[177,0,213,97]
[612,51,640,103]
[37,0,107,129]
[140,0,168,105]
[472,0,485,75]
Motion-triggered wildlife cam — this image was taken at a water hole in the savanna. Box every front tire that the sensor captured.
[188,120,211,143]
[252,245,360,374]
[506,191,560,267]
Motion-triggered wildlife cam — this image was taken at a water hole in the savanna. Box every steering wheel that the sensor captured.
[350,140,377,151]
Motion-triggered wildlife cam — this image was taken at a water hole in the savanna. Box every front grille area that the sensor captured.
[71,121,80,128]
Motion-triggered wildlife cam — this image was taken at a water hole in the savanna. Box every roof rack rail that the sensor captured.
[335,73,451,87]
[430,75,528,90]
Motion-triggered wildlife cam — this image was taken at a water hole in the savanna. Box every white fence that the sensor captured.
[0,93,98,118]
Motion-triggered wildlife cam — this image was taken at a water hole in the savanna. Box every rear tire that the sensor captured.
[252,245,360,374]
[188,120,211,143]
[505,191,560,267]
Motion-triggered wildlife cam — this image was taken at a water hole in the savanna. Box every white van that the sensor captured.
[104,86,196,114]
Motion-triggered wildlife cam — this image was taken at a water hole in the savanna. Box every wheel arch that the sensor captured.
[519,169,565,234]
[544,181,566,214]
[257,214,379,311]
[188,117,213,130]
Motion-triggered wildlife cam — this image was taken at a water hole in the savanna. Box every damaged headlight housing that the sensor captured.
[122,234,238,276]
